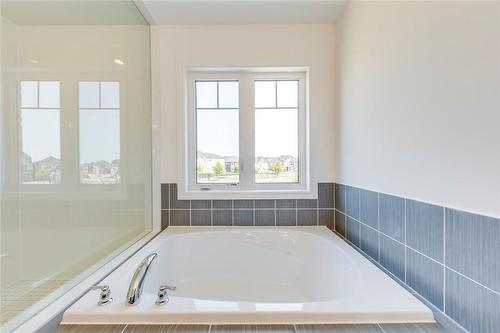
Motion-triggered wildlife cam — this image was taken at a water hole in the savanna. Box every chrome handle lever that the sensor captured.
[156,285,177,305]
[91,285,112,305]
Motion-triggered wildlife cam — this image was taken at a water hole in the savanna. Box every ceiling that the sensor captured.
[1,1,147,25]
[136,0,348,25]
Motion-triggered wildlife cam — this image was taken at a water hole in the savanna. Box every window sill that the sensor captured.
[177,189,316,200]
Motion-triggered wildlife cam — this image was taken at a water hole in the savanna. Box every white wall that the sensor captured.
[335,1,500,217]
[155,24,336,185]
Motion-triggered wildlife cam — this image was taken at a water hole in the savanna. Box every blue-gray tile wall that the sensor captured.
[161,183,335,228]
[318,183,335,208]
[255,210,275,226]
[445,269,500,333]
[346,186,360,219]
[319,210,335,229]
[406,200,444,262]
[360,224,379,261]
[346,217,360,247]
[379,234,406,282]
[335,183,346,213]
[379,193,405,242]
[335,210,346,237]
[406,248,444,310]
[360,189,378,229]
[333,182,500,333]
[445,208,500,293]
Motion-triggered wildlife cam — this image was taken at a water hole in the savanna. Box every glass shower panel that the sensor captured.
[0,1,152,331]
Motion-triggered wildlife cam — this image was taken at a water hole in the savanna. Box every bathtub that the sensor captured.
[62,227,434,324]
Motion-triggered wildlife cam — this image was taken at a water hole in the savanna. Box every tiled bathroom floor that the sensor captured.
[55,323,451,333]
[1,279,69,324]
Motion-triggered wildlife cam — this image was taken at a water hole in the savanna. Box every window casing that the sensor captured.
[180,68,310,199]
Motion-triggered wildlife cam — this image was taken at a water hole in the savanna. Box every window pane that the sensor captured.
[21,81,38,108]
[277,81,298,108]
[218,81,239,108]
[21,109,61,184]
[79,110,120,184]
[255,81,276,108]
[197,109,239,183]
[255,108,298,183]
[196,81,217,108]
[39,81,60,108]
[100,82,120,109]
[79,82,99,108]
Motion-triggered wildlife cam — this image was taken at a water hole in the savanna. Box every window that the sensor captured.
[78,82,121,184]
[196,81,239,184]
[20,81,61,184]
[255,80,299,183]
[183,68,309,198]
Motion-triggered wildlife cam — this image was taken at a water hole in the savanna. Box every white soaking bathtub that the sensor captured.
[61,227,434,325]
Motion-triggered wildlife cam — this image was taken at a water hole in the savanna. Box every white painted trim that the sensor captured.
[10,231,159,333]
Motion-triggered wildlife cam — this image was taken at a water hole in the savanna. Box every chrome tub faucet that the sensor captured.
[126,253,158,305]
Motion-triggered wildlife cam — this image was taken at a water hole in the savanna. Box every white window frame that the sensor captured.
[179,67,312,200]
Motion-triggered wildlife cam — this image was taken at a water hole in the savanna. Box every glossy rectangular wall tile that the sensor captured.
[406,200,444,262]
[445,208,500,293]
[334,182,500,333]
[359,189,378,229]
[406,248,444,310]
[379,193,405,242]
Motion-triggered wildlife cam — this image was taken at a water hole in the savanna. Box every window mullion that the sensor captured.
[238,75,254,190]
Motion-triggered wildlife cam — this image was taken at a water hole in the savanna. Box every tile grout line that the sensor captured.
[274,199,277,226]
[295,200,298,226]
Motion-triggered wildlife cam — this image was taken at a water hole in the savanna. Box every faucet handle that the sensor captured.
[156,285,176,305]
[91,285,113,305]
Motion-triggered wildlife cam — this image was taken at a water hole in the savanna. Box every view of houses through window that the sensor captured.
[255,80,299,183]
[196,81,240,183]
[194,78,299,185]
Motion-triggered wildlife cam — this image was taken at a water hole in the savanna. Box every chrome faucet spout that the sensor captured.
[126,253,157,305]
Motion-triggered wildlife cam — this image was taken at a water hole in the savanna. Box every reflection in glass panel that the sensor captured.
[195,81,239,184]
[20,81,38,108]
[39,81,60,108]
[255,80,299,183]
[79,110,120,184]
[21,109,61,184]
[254,81,276,108]
[78,81,100,108]
[100,81,120,109]
[79,81,120,184]
[195,81,217,108]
